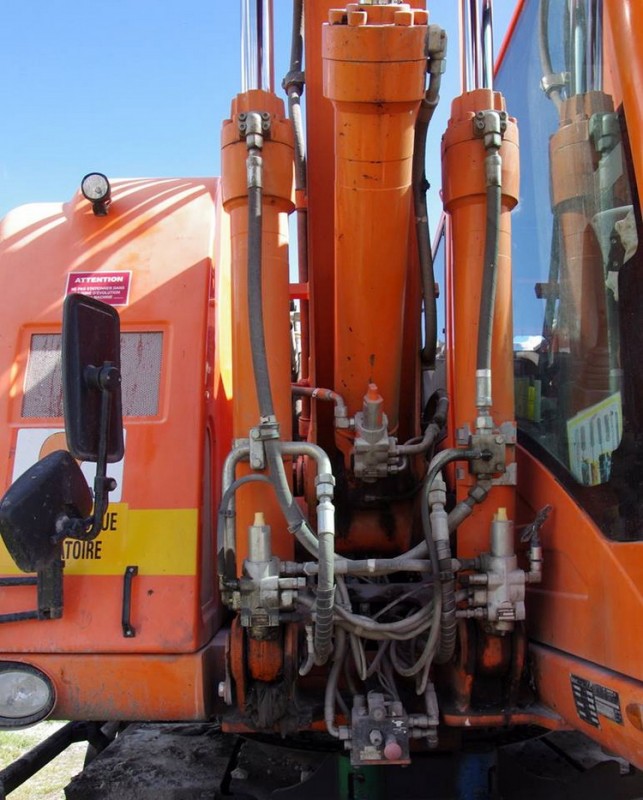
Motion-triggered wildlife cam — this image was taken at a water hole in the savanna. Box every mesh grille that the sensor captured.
[22,332,163,418]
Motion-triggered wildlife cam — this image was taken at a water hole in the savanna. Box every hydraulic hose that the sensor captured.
[475,176,502,413]
[245,123,336,665]
[218,472,273,581]
[324,627,346,737]
[247,170,275,419]
[414,31,446,368]
[396,390,448,456]
[538,0,563,110]
[420,448,482,665]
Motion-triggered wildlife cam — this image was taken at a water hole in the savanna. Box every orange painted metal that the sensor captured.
[303,0,338,426]
[0,179,221,674]
[322,5,428,458]
[442,709,566,731]
[2,644,219,722]
[517,445,642,766]
[246,636,283,684]
[531,643,643,769]
[0,576,208,654]
[442,89,519,558]
[517,446,643,686]
[220,90,295,570]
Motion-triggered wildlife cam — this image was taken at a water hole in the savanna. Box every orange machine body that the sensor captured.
[0,179,222,719]
[0,0,641,781]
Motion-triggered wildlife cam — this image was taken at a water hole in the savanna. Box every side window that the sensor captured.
[497,0,642,540]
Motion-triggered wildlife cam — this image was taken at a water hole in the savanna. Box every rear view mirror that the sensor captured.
[0,451,92,573]
[62,293,124,463]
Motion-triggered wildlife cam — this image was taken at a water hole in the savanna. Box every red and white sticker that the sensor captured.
[66,271,132,306]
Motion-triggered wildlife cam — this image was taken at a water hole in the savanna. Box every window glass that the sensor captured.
[497,0,642,539]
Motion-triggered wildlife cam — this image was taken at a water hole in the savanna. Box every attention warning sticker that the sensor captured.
[66,271,132,306]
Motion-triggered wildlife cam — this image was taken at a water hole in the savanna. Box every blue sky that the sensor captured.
[0,2,517,221]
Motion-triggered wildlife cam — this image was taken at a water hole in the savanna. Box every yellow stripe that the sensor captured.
[0,505,198,577]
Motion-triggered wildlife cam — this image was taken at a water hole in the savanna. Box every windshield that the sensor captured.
[497,0,643,540]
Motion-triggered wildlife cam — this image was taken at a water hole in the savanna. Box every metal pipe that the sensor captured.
[241,0,274,92]
[570,0,587,96]
[291,385,348,422]
[589,0,603,91]
[481,0,494,90]
[470,0,482,89]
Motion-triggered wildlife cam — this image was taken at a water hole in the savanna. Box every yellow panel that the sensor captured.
[0,505,198,577]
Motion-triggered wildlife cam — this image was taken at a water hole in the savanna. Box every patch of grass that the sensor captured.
[0,721,86,799]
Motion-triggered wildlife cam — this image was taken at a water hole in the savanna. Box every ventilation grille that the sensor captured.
[22,332,163,418]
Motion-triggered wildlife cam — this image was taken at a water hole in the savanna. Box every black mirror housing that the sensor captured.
[0,451,92,573]
[62,294,124,462]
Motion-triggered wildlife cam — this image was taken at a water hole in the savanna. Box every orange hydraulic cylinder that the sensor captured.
[442,89,519,556]
[221,90,295,569]
[322,4,428,455]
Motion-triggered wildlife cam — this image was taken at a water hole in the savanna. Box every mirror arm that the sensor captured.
[58,362,120,543]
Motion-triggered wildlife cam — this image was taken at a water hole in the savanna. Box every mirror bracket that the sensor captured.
[0,557,64,624]
[55,361,121,543]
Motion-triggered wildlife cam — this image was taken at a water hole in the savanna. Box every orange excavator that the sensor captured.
[0,1,641,798]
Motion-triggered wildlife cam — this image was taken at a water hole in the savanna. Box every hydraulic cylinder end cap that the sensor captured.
[324,2,429,83]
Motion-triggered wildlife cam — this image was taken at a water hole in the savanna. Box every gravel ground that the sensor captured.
[0,721,86,799]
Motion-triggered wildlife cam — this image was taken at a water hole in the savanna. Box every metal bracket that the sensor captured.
[0,560,63,624]
[490,461,517,486]
[248,419,281,470]
[472,109,507,148]
[121,565,138,638]
[237,111,272,143]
